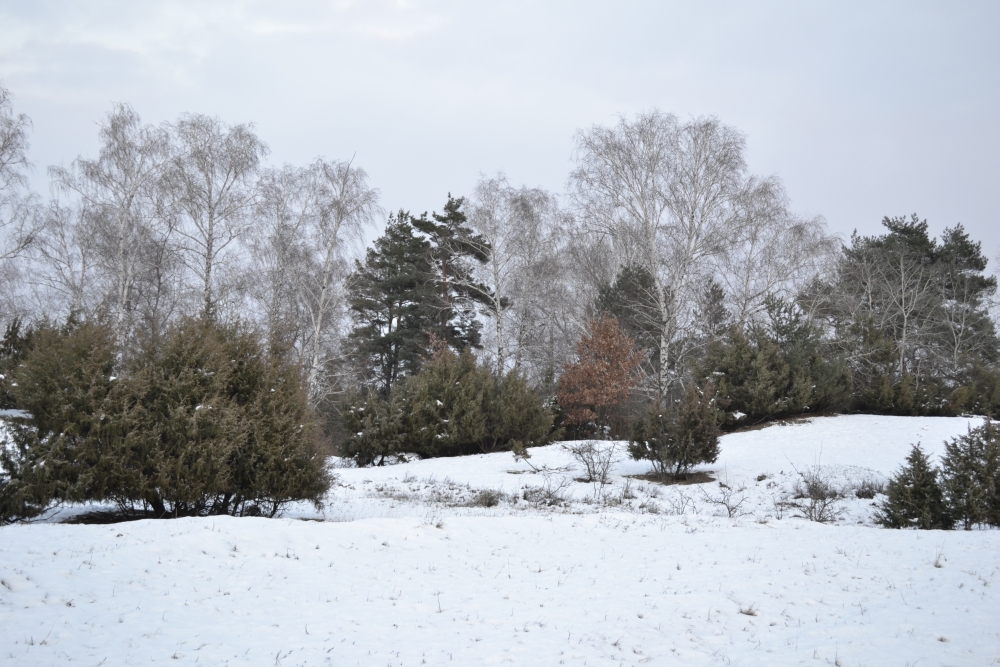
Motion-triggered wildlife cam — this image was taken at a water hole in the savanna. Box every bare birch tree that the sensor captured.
[716,176,838,326]
[0,84,43,318]
[466,173,592,388]
[571,112,747,396]
[296,159,380,403]
[0,83,38,264]
[571,111,838,396]
[250,159,380,403]
[247,166,312,346]
[28,200,95,317]
[49,104,171,347]
[468,174,552,374]
[167,114,268,319]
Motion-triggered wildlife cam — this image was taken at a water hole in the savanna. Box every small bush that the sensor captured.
[701,482,749,518]
[628,380,721,479]
[564,440,620,485]
[339,389,406,467]
[790,468,844,523]
[522,476,571,507]
[876,445,952,530]
[1,320,116,523]
[467,488,505,508]
[851,476,886,500]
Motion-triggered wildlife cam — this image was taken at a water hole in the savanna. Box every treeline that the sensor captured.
[1,84,998,520]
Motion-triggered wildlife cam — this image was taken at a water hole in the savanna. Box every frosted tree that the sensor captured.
[250,159,380,403]
[50,104,172,347]
[571,111,834,397]
[167,114,268,319]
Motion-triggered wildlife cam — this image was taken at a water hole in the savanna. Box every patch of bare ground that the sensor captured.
[724,413,823,434]
[627,471,715,486]
[61,510,156,525]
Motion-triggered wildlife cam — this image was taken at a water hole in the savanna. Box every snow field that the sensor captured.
[2,414,999,665]
[2,514,999,666]
[318,415,988,526]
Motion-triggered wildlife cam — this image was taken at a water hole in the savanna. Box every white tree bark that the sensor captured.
[49,104,171,349]
[249,158,380,404]
[168,114,268,319]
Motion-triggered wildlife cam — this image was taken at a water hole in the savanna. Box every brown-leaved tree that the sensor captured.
[557,316,643,438]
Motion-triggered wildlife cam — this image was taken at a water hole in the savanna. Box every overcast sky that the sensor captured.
[2,1,998,260]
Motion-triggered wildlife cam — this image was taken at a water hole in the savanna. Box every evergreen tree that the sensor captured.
[347,211,441,394]
[628,380,721,479]
[348,198,492,395]
[834,215,999,413]
[2,317,329,520]
[0,319,112,523]
[596,265,661,370]
[340,344,555,463]
[339,388,405,467]
[0,318,31,410]
[694,279,730,343]
[398,345,492,458]
[940,420,1000,529]
[876,445,952,529]
[412,195,492,347]
[699,296,851,426]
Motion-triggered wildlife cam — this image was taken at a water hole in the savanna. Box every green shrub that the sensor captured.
[940,420,1000,529]
[339,389,405,467]
[2,317,330,520]
[341,346,556,464]
[876,445,952,529]
[628,380,721,478]
[1,320,116,523]
[699,297,851,428]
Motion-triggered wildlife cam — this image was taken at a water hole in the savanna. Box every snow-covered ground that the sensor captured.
[2,415,999,665]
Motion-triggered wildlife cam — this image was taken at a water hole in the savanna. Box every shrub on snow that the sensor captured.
[1,317,330,521]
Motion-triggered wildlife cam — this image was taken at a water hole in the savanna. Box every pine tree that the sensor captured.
[836,215,999,412]
[347,211,441,394]
[412,195,492,347]
[348,198,492,395]
[876,445,952,529]
[695,279,730,342]
[596,265,661,369]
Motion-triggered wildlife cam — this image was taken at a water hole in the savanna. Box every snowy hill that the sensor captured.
[2,415,998,665]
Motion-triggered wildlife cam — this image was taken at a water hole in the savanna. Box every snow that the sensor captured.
[2,415,999,665]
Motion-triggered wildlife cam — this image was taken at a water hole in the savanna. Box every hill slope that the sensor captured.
[1,415,998,666]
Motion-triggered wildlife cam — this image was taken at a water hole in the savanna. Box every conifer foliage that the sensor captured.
[347,197,491,395]
[876,423,1000,531]
[628,380,721,478]
[699,296,851,427]
[1,317,329,522]
[341,344,555,464]
[875,445,952,530]
[940,420,1000,529]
